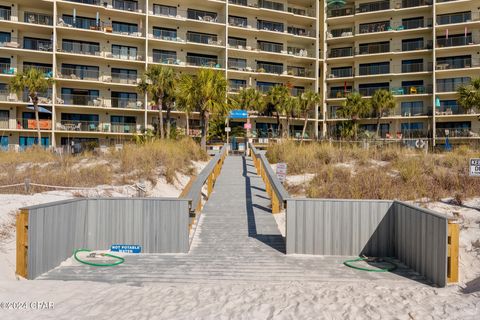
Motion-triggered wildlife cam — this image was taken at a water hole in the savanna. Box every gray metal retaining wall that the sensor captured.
[286,199,451,287]
[25,198,189,279]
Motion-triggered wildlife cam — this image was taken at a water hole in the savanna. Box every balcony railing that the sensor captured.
[258,0,284,11]
[329,47,354,58]
[19,118,52,130]
[327,7,354,18]
[359,87,390,96]
[59,67,100,81]
[0,37,52,52]
[437,12,477,25]
[109,50,144,61]
[287,66,310,77]
[58,120,101,132]
[391,85,432,95]
[436,58,480,70]
[113,0,140,12]
[291,88,305,97]
[402,40,430,51]
[400,129,429,138]
[401,0,432,8]
[329,28,354,38]
[402,18,432,30]
[257,63,283,74]
[0,117,8,129]
[402,62,432,73]
[330,68,353,78]
[437,36,474,47]
[436,81,470,93]
[66,0,101,5]
[229,16,247,28]
[24,12,53,26]
[153,29,180,42]
[152,52,178,64]
[356,1,390,14]
[358,43,390,55]
[436,128,473,138]
[110,73,138,84]
[111,122,137,133]
[23,65,52,75]
[287,27,313,37]
[228,82,246,92]
[0,63,13,75]
[358,64,390,76]
[111,98,143,109]
[359,22,390,34]
[258,42,283,53]
[60,94,102,106]
[229,0,248,5]
[61,41,102,56]
[186,32,220,45]
[186,56,222,68]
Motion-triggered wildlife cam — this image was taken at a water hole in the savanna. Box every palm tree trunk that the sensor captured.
[185,112,190,136]
[200,110,209,151]
[166,106,171,139]
[276,113,281,138]
[34,102,41,146]
[353,121,358,141]
[286,115,290,138]
[158,97,164,139]
[301,113,308,143]
[376,116,381,139]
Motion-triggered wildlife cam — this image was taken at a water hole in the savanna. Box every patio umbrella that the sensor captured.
[96,12,99,27]
[73,8,76,24]
[27,106,52,114]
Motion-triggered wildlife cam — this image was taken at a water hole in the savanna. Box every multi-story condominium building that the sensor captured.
[0,0,478,150]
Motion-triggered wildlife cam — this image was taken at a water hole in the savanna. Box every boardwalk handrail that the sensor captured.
[249,142,289,213]
[182,143,228,212]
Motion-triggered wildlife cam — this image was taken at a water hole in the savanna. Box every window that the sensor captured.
[401,101,424,115]
[402,38,424,51]
[62,39,100,55]
[187,8,217,21]
[329,47,353,58]
[229,15,247,27]
[436,77,470,92]
[111,92,138,108]
[358,41,389,54]
[438,100,459,114]
[112,45,138,60]
[112,21,138,34]
[359,62,389,75]
[228,37,247,48]
[257,20,284,32]
[186,53,218,67]
[23,62,52,74]
[153,4,176,16]
[0,57,10,73]
[402,17,426,30]
[0,5,11,20]
[113,0,138,11]
[358,83,390,96]
[228,58,247,70]
[257,61,283,74]
[437,33,471,47]
[437,11,471,25]
[111,115,136,133]
[61,88,99,105]
[257,82,280,93]
[111,68,137,84]
[229,79,246,92]
[152,49,177,63]
[19,137,49,149]
[400,122,424,137]
[186,31,217,44]
[257,40,283,53]
[0,31,10,43]
[330,85,353,98]
[111,115,136,123]
[331,67,353,78]
[61,64,99,80]
[359,21,390,34]
[23,37,52,51]
[402,59,424,73]
[153,27,177,40]
[0,136,8,150]
[437,55,471,69]
[259,0,284,11]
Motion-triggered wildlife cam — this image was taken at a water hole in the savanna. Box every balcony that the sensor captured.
[356,1,390,14]
[19,118,52,130]
[152,29,182,42]
[329,47,354,58]
[437,12,477,25]
[287,66,311,78]
[187,9,221,23]
[61,41,102,56]
[327,7,354,18]
[152,52,179,65]
[328,28,354,38]
[228,82,246,92]
[24,12,53,26]
[329,68,353,78]
[402,40,432,51]
[358,64,390,76]
[111,122,137,133]
[328,89,354,99]
[400,129,429,138]
[111,97,143,109]
[66,0,101,5]
[0,63,13,75]
[0,116,8,129]
[58,120,101,132]
[359,21,390,34]
[436,128,475,138]
[287,26,313,37]
[402,62,432,73]
[391,85,432,95]
[402,18,432,30]
[23,65,52,75]
[186,32,221,46]
[108,50,144,62]
[436,80,470,93]
[257,62,283,74]
[358,43,390,55]
[229,0,248,5]
[401,0,432,8]
[258,42,283,53]
[58,67,100,81]
[60,94,102,106]
[436,58,480,70]
[359,87,390,96]
[291,87,304,97]
[58,17,101,31]
[112,0,141,13]
[186,56,222,68]
[228,16,247,28]
[437,36,474,48]
[110,73,138,85]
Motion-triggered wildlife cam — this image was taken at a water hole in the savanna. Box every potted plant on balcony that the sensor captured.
[257,67,265,73]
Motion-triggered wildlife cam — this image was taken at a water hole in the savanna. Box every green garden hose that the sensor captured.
[74,249,125,267]
[343,257,397,272]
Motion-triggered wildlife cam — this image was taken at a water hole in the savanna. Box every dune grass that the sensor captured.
[0,138,208,193]
[267,141,480,201]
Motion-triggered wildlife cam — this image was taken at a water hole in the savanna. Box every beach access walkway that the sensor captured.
[40,156,421,284]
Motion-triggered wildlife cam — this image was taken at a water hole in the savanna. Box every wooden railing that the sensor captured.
[249,142,289,213]
[447,220,459,283]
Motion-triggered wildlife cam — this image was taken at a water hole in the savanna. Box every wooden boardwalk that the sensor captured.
[40,156,421,284]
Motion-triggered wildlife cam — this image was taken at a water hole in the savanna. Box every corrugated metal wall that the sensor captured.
[286,199,450,287]
[27,198,189,279]
[394,201,448,287]
[286,199,394,256]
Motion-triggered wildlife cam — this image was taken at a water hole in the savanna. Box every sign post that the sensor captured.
[276,163,287,183]
[470,158,480,176]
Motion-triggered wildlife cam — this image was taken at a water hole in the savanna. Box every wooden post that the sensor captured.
[16,209,28,278]
[207,174,213,197]
[447,221,459,283]
[196,195,202,213]
[272,193,281,214]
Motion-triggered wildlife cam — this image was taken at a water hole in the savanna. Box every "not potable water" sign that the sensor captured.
[470,159,480,177]
[111,244,142,253]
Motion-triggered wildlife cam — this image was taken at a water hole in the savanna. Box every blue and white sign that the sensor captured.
[470,159,480,177]
[111,244,142,253]
[229,109,248,119]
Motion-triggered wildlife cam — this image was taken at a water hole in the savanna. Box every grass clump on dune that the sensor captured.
[267,141,480,201]
[0,138,208,193]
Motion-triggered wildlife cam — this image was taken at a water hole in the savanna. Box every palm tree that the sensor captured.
[267,85,290,137]
[283,95,300,138]
[138,65,175,139]
[232,87,266,114]
[176,73,195,136]
[298,90,321,141]
[371,89,395,138]
[9,68,53,145]
[337,92,371,140]
[457,78,480,114]
[178,69,227,150]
